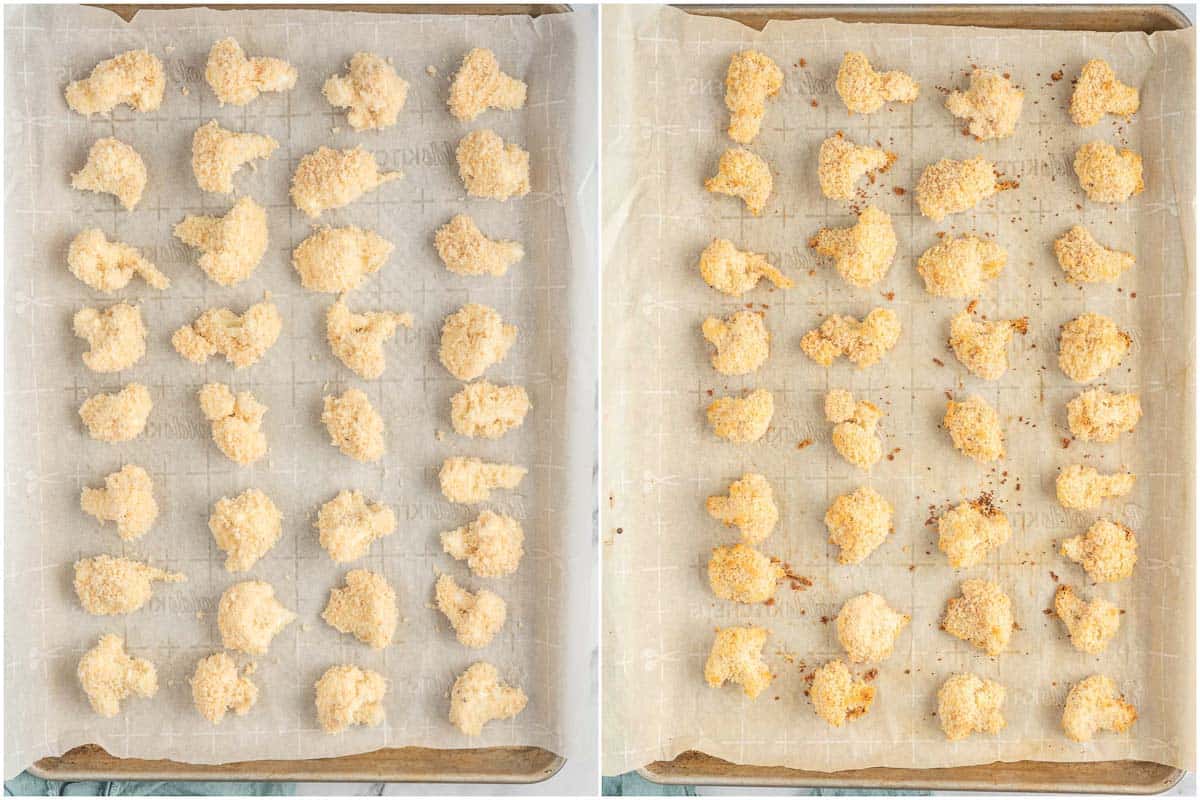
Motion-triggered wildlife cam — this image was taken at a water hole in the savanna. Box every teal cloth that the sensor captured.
[603,770,927,796]
[5,773,294,796]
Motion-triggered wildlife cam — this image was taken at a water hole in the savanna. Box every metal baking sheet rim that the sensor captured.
[635,2,1193,795]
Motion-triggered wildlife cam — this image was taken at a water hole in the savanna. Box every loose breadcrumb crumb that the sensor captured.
[68,229,169,292]
[79,383,152,442]
[324,52,408,131]
[74,554,185,615]
[705,625,772,698]
[435,214,524,276]
[938,673,1006,740]
[1071,60,1139,127]
[1058,313,1131,383]
[1054,225,1134,284]
[65,49,164,115]
[442,509,525,578]
[1067,389,1142,442]
[447,48,527,123]
[810,206,897,288]
[315,664,386,734]
[915,157,997,221]
[209,488,282,572]
[449,662,527,736]
[173,196,268,286]
[818,135,892,200]
[725,50,783,144]
[836,592,909,664]
[707,543,783,604]
[71,137,147,210]
[456,129,530,200]
[1074,141,1143,203]
[705,147,772,215]
[173,301,282,368]
[698,238,792,296]
[322,569,398,649]
[706,388,774,443]
[73,303,146,373]
[1062,674,1136,742]
[942,578,1014,656]
[205,37,297,106]
[290,146,401,217]
[702,310,770,375]
[198,383,268,465]
[824,486,893,565]
[218,580,295,655]
[292,225,394,292]
[835,51,919,114]
[326,299,413,380]
[705,472,778,545]
[917,235,1006,297]
[435,573,507,649]
[937,499,1011,568]
[316,490,396,563]
[77,634,157,717]
[800,308,901,369]
[946,69,1024,140]
[439,456,526,504]
[810,660,875,727]
[439,303,518,381]
[1061,518,1138,583]
[450,380,531,439]
[1055,584,1121,654]
[1056,465,1135,510]
[81,464,158,541]
[944,395,1005,463]
[191,652,258,725]
[321,388,385,463]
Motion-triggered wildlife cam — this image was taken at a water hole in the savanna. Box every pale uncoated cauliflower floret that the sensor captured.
[946,69,1024,140]
[1054,225,1135,284]
[817,135,892,200]
[173,301,282,368]
[442,509,525,578]
[1056,465,1135,510]
[439,457,527,505]
[322,389,385,463]
[1074,141,1143,204]
[916,157,997,221]
[317,490,396,563]
[65,49,164,115]
[705,472,778,545]
[949,309,1027,381]
[937,673,1006,741]
[835,51,919,115]
[1058,312,1131,383]
[1067,389,1142,442]
[78,383,152,442]
[705,147,772,216]
[447,48,527,123]
[205,37,296,106]
[73,303,146,373]
[456,129,530,201]
[326,299,413,380]
[944,395,1005,463]
[810,660,875,727]
[198,383,268,465]
[942,579,1014,656]
[209,488,282,573]
[1062,674,1137,742]
[825,389,884,471]
[435,215,524,277]
[1055,584,1121,655]
[290,146,401,217]
[218,580,296,655]
[1061,518,1138,583]
[293,225,394,292]
[724,50,783,144]
[74,554,185,615]
[706,388,774,443]
[810,206,897,288]
[937,499,1011,568]
[917,235,1007,298]
[191,120,278,194]
[77,634,157,717]
[191,652,258,724]
[435,573,507,649]
[322,569,398,650]
[708,543,783,604]
[81,464,158,542]
[698,238,792,296]
[836,592,909,664]
[451,380,531,439]
[824,486,893,565]
[800,308,901,369]
[68,229,169,293]
[704,625,772,699]
[439,303,518,381]
[1071,60,1140,127]
[449,662,527,736]
[71,137,146,211]
[174,196,268,287]
[315,664,387,734]
[324,52,408,131]
[702,310,769,375]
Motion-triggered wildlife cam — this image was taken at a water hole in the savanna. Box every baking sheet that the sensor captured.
[4,4,594,780]
[601,3,1196,777]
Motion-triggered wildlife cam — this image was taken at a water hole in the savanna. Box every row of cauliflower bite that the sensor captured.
[66,39,536,737]
[698,51,1143,744]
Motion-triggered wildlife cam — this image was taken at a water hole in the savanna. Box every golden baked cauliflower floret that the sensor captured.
[944,395,1005,463]
[818,134,892,200]
[1067,389,1142,442]
[949,308,1027,381]
[68,229,169,293]
[825,389,883,471]
[191,120,278,194]
[205,37,296,106]
[198,383,268,465]
[208,488,282,573]
[290,146,401,217]
[1056,465,1135,510]
[65,49,164,115]
[705,147,772,216]
[836,592,909,664]
[824,486,893,565]
[81,464,158,542]
[71,137,146,211]
[1058,313,1131,383]
[810,205,897,288]
[173,301,282,368]
[835,51,919,114]
[292,225,394,292]
[77,634,157,717]
[435,573,507,649]
[698,238,792,296]
[702,310,770,375]
[435,214,524,277]
[321,388,385,463]
[1061,518,1138,583]
[218,580,295,655]
[326,299,413,380]
[456,129,530,201]
[323,52,408,131]
[316,490,396,563]
[1071,60,1140,127]
[191,652,258,724]
[942,578,1014,656]
[447,48,527,123]
[73,554,184,615]
[73,302,146,373]
[707,543,783,604]
[705,472,778,545]
[937,499,1011,568]
[1054,226,1134,284]
[1062,674,1137,742]
[322,569,398,650]
[916,157,997,221]
[449,662,528,736]
[439,457,527,504]
[450,380,531,439]
[1074,141,1143,204]
[800,308,901,369]
[439,303,518,381]
[810,660,875,727]
[725,50,783,144]
[706,388,774,443]
[442,510,525,578]
[704,625,772,699]
[946,69,1024,140]
[78,383,152,442]
[314,664,387,734]
[1055,584,1121,654]
[937,673,1006,741]
[174,196,268,287]
[917,235,1007,298]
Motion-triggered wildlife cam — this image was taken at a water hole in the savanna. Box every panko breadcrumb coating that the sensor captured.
[450,380,530,439]
[702,310,770,375]
[173,196,268,287]
[724,50,783,144]
[79,383,152,442]
[824,486,893,565]
[191,652,258,724]
[825,389,884,471]
[439,457,527,504]
[442,509,525,578]
[705,472,778,545]
[1058,313,1131,383]
[1074,141,1143,204]
[218,580,295,655]
[944,395,1005,463]
[65,49,164,115]
[71,137,146,210]
[1055,584,1121,654]
[321,388,385,463]
[326,299,413,380]
[917,235,1006,298]
[707,543,783,604]
[705,147,772,216]
[817,134,892,200]
[810,660,875,727]
[74,554,185,615]
[205,37,296,106]
[314,664,386,734]
[68,229,169,293]
[810,205,897,288]
[173,301,282,368]
[1056,465,1135,510]
[322,569,398,650]
[81,464,157,542]
[435,573,507,649]
[209,488,282,573]
[942,578,1014,656]
[949,308,1027,381]
[1067,389,1142,442]
[447,48,527,123]
[1062,674,1137,742]
[706,388,774,443]
[323,52,408,131]
[937,673,1006,741]
[698,238,792,296]
[449,662,527,736]
[835,51,919,114]
[290,146,401,217]
[915,157,997,221]
[439,303,518,381]
[705,626,772,699]
[435,214,524,277]
[73,303,146,373]
[316,490,396,563]
[1061,518,1138,583]
[800,308,901,369]
[946,69,1024,140]
[77,634,157,717]
[292,225,393,292]
[1071,60,1139,127]
[836,592,909,664]
[198,383,268,465]
[191,121,277,194]
[456,129,530,201]
[937,499,1011,568]
[1054,225,1134,284]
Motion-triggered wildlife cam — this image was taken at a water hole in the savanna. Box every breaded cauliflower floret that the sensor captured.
[824,487,893,565]
[817,134,892,200]
[946,69,1024,140]
[435,573,507,649]
[326,299,413,380]
[1071,60,1139,127]
[810,660,875,727]
[705,626,772,698]
[81,464,157,542]
[322,569,398,650]
[1062,518,1138,583]
[1055,584,1121,654]
[917,235,1007,298]
[71,137,146,210]
[702,310,770,375]
[435,215,524,277]
[205,37,296,106]
[290,146,401,217]
[198,383,268,465]
[209,488,282,573]
[78,383,152,442]
[707,543,783,604]
[191,120,278,194]
[77,634,157,717]
[937,673,1006,741]
[74,554,184,615]
[1067,389,1142,442]
[825,389,884,471]
[835,51,919,114]
[173,301,282,368]
[316,490,396,563]
[942,578,1014,656]
[68,229,169,293]
[705,473,778,545]
[191,652,258,724]
[1074,141,1143,204]
[321,388,385,463]
[65,50,164,115]
[810,206,897,288]
[73,303,146,373]
[314,664,386,734]
[949,308,1027,381]
[451,380,531,439]
[323,52,408,131]
[937,498,1011,568]
[447,48,527,123]
[1058,313,1131,383]
[1054,225,1135,284]
[449,662,528,736]
[944,395,1005,463]
[698,238,792,296]
[916,157,997,221]
[705,147,772,216]
[800,308,901,369]
[724,50,783,144]
[456,129,530,201]
[173,196,268,287]
[1057,465,1135,510]
[439,456,527,504]
[218,580,296,655]
[706,388,774,443]
[292,225,394,292]
[1062,674,1137,742]
[836,592,909,664]
[439,303,518,381]
[442,510,525,578]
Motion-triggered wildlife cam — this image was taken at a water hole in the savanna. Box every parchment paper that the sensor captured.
[4,4,595,779]
[602,4,1196,777]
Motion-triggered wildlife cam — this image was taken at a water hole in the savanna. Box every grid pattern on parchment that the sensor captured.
[601,4,1195,777]
[4,4,579,776]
